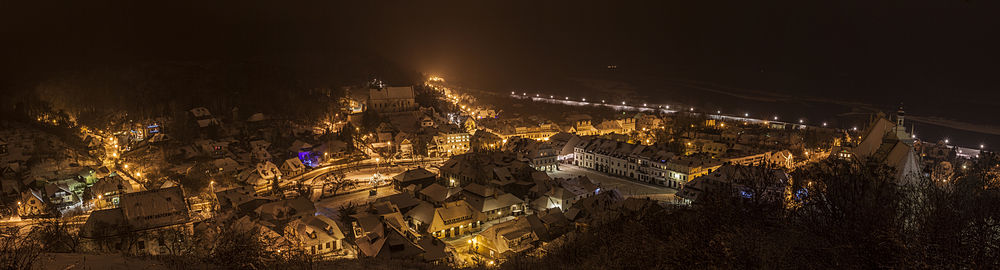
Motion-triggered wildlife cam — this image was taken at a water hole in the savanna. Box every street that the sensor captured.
[314,186,399,210]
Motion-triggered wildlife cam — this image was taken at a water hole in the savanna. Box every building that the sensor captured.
[433,131,471,157]
[831,106,921,184]
[504,137,559,172]
[574,138,722,188]
[418,183,464,206]
[369,86,417,113]
[473,216,538,259]
[281,157,307,177]
[676,164,790,204]
[486,122,561,141]
[438,152,535,188]
[89,175,134,208]
[18,189,48,217]
[289,215,346,256]
[428,200,485,238]
[392,167,437,190]
[79,186,192,255]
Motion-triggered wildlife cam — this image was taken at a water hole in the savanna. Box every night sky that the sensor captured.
[3,0,999,143]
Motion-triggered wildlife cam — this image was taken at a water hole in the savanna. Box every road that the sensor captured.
[314,186,399,210]
[548,164,677,201]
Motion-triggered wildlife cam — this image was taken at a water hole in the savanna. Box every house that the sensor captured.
[539,176,599,211]
[246,161,281,188]
[288,140,318,166]
[249,140,272,163]
[281,158,307,177]
[18,189,49,217]
[392,167,437,190]
[404,201,436,233]
[564,189,625,225]
[503,137,558,171]
[189,107,222,137]
[376,192,423,213]
[43,177,87,212]
[212,158,241,174]
[199,140,231,158]
[477,193,525,221]
[433,131,471,157]
[254,197,316,227]
[473,216,538,259]
[89,175,134,208]
[353,202,427,259]
[677,164,790,204]
[215,186,258,212]
[420,115,436,128]
[418,183,463,206]
[79,186,193,255]
[428,200,485,238]
[526,208,570,241]
[463,184,525,220]
[290,215,346,256]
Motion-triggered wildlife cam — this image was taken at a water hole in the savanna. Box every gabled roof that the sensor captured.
[377,192,422,211]
[435,200,476,223]
[215,186,257,209]
[90,175,133,195]
[393,167,436,183]
[493,167,514,183]
[369,86,415,100]
[419,183,462,203]
[254,197,315,223]
[482,193,524,212]
[295,215,346,245]
[404,201,436,225]
[79,208,126,238]
[120,186,190,231]
[189,107,212,117]
[282,158,305,171]
[462,183,495,198]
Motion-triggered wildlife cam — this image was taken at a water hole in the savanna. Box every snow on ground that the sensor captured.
[34,253,175,270]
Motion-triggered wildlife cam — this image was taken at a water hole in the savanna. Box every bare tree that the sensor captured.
[33,218,81,253]
[0,226,41,270]
[322,172,352,198]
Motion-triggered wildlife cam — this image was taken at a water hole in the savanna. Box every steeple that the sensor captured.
[896,103,905,128]
[895,103,912,142]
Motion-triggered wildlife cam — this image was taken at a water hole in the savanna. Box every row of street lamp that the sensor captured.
[511,91,988,150]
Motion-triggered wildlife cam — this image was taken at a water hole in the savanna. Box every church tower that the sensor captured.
[895,103,911,142]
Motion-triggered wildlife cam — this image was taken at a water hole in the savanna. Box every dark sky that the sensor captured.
[3,0,999,129]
